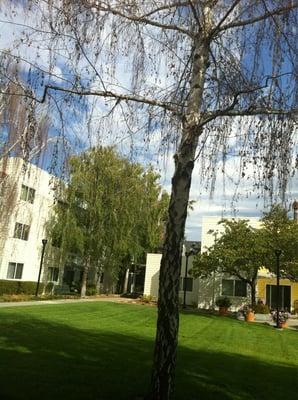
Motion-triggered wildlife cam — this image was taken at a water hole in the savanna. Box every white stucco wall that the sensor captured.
[144,253,161,298]
[201,216,261,251]
[200,216,262,310]
[0,157,57,282]
[144,252,200,305]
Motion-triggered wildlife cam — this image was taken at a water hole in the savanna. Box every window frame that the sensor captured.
[48,267,59,282]
[222,278,247,297]
[20,184,35,204]
[7,262,24,280]
[13,222,30,241]
[179,277,194,292]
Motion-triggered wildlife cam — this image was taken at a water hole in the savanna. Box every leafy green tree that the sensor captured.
[49,147,168,296]
[192,219,267,305]
[261,205,298,280]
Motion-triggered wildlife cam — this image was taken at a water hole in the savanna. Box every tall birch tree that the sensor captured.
[0,1,297,398]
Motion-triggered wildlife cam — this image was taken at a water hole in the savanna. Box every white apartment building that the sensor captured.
[144,241,200,306]
[0,157,59,284]
[144,216,261,308]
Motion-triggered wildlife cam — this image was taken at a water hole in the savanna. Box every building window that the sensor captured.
[180,277,193,292]
[48,267,59,282]
[20,184,35,204]
[7,262,24,279]
[13,223,30,241]
[222,279,247,297]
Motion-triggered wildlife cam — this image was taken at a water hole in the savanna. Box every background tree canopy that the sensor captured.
[48,146,169,296]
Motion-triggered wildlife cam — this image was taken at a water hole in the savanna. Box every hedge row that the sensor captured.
[0,280,44,295]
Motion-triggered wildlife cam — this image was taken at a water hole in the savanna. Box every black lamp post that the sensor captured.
[35,239,47,297]
[275,249,282,329]
[183,246,199,309]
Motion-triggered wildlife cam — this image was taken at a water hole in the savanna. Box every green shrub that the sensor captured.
[215,296,232,308]
[0,280,44,295]
[0,294,36,302]
[139,294,154,303]
[45,282,55,294]
[86,285,97,296]
[253,303,270,314]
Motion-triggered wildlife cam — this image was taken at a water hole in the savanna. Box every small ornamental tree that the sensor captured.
[193,207,298,307]
[261,205,298,280]
[192,219,267,306]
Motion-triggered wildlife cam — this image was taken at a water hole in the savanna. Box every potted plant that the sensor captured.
[244,305,255,322]
[272,310,290,328]
[253,301,271,322]
[215,296,232,315]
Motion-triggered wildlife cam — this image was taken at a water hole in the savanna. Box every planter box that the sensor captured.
[254,313,272,322]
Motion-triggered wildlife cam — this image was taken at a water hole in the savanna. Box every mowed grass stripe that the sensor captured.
[0,302,297,400]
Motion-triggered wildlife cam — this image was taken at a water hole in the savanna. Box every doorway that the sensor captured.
[266,284,291,311]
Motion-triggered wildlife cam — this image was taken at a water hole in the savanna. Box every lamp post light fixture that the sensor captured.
[275,249,282,329]
[183,245,199,309]
[35,239,48,297]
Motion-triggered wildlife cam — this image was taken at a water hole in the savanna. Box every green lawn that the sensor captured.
[0,302,297,400]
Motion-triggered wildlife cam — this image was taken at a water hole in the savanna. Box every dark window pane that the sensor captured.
[283,286,291,311]
[222,279,233,296]
[7,263,16,279]
[20,185,35,203]
[20,185,28,201]
[235,280,247,297]
[184,277,193,292]
[48,267,59,282]
[28,188,35,204]
[53,268,59,282]
[22,225,30,241]
[14,223,22,239]
[15,264,23,279]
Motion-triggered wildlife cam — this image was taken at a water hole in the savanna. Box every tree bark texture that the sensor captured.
[250,280,257,306]
[80,256,90,297]
[148,32,211,399]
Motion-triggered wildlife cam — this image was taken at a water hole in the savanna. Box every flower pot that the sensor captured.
[219,306,228,316]
[279,321,287,329]
[246,311,255,322]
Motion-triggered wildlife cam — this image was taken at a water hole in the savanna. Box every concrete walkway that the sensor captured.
[0,296,136,308]
[252,316,298,330]
[268,317,298,330]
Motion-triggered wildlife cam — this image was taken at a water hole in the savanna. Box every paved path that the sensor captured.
[252,316,298,330]
[268,318,298,330]
[0,296,136,308]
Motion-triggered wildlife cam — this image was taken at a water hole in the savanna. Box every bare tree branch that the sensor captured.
[211,0,241,35]
[0,84,179,113]
[218,2,298,32]
[202,107,298,126]
[82,0,194,37]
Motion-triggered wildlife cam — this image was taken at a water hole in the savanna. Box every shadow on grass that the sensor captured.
[0,314,297,400]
